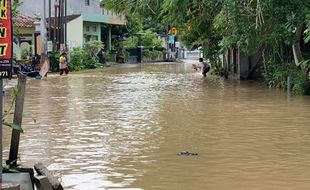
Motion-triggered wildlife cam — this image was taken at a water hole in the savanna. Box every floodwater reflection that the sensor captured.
[3,62,310,190]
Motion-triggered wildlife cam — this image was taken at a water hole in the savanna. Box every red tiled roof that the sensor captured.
[13,14,39,28]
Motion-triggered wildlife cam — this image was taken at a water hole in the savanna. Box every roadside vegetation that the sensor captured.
[103,0,310,94]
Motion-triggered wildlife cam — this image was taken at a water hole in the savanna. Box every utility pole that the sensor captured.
[61,0,64,47]
[54,0,59,51]
[64,0,67,46]
[0,79,3,183]
[48,0,51,41]
[57,0,61,50]
[39,0,49,77]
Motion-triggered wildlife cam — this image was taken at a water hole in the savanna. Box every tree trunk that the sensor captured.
[292,25,304,66]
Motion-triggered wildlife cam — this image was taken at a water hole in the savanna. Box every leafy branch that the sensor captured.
[2,86,36,133]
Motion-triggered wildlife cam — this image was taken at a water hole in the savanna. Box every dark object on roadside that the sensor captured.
[12,59,19,75]
[32,54,41,66]
[177,151,198,156]
[34,163,64,190]
[19,62,40,78]
[97,48,106,64]
[220,69,229,79]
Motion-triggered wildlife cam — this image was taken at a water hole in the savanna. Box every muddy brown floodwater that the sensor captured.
[3,62,310,190]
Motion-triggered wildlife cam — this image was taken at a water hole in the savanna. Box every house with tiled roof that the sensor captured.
[13,14,39,60]
[17,0,126,51]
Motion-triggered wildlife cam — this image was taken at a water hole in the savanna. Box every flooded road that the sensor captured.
[3,62,310,190]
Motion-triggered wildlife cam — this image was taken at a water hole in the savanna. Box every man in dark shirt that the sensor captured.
[97,48,105,64]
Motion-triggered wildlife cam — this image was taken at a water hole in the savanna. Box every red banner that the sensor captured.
[0,0,12,78]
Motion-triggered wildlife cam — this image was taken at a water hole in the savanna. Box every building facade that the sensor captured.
[13,14,39,60]
[16,0,126,51]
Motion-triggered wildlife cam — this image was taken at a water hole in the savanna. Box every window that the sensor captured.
[85,35,91,42]
[86,26,90,32]
[92,26,97,32]
[92,36,98,41]
[85,0,90,6]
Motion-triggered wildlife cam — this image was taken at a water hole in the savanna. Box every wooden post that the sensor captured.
[48,0,52,41]
[64,0,67,46]
[8,74,27,166]
[54,4,57,51]
[0,79,3,182]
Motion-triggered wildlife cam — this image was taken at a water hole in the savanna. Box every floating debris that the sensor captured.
[177,151,198,156]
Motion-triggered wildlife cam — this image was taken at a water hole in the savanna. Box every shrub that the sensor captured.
[69,48,86,71]
[143,50,151,58]
[21,49,29,59]
[49,51,60,72]
[122,30,164,49]
[262,60,310,95]
[143,50,163,60]
[69,41,103,71]
[123,37,139,48]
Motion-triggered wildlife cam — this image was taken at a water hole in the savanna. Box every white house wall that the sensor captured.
[19,0,116,17]
[67,16,83,49]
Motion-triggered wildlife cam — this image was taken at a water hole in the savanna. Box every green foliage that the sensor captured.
[123,14,143,35]
[21,49,30,60]
[262,60,310,95]
[69,41,103,71]
[84,41,103,57]
[69,48,86,71]
[104,0,310,94]
[122,37,139,48]
[305,13,310,43]
[143,50,162,59]
[83,41,102,69]
[2,87,25,133]
[141,30,163,47]
[122,30,163,49]
[49,51,60,72]
[12,1,23,36]
[12,1,23,16]
[69,41,102,71]
[2,87,23,132]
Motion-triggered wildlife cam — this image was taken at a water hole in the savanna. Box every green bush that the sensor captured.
[143,50,163,60]
[49,51,60,72]
[84,41,102,57]
[263,60,310,95]
[143,50,151,58]
[123,37,139,48]
[69,41,103,71]
[69,48,86,71]
[21,49,29,59]
[122,30,163,49]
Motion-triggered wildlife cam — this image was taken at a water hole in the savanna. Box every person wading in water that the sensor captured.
[59,52,69,76]
[199,58,211,77]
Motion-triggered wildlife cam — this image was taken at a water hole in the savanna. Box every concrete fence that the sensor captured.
[179,50,203,59]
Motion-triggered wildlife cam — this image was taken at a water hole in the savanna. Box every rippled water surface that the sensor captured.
[3,63,310,190]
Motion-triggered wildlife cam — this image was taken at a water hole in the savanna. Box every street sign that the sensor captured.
[0,0,13,79]
[171,27,177,35]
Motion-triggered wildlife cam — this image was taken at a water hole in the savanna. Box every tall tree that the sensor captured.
[103,0,310,60]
